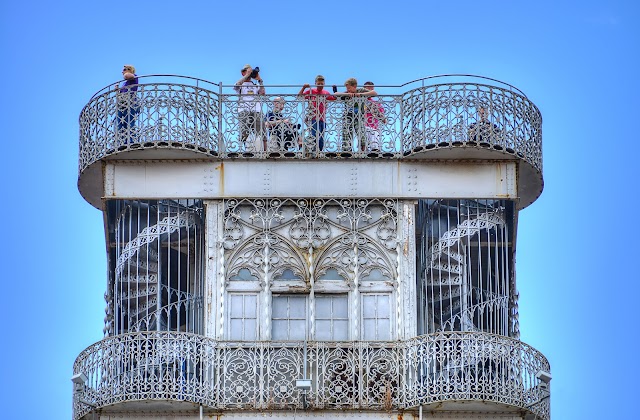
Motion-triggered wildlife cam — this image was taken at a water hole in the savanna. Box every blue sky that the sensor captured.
[1,0,638,418]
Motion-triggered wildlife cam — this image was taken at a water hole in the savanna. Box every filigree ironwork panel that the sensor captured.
[79,79,220,171]
[222,198,399,285]
[72,331,550,419]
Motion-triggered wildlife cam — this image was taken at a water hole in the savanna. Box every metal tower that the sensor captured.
[73,75,550,420]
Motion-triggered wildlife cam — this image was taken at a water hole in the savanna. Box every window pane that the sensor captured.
[272,296,308,340]
[244,319,256,340]
[318,268,345,281]
[289,320,306,340]
[362,295,376,318]
[230,319,243,337]
[363,319,376,339]
[230,268,257,281]
[315,295,348,341]
[289,297,306,318]
[230,295,244,317]
[333,297,348,318]
[376,319,391,340]
[276,268,301,280]
[377,295,390,316]
[316,298,332,318]
[362,294,391,341]
[334,320,349,340]
[229,294,257,340]
[272,320,288,340]
[244,295,257,318]
[316,320,332,340]
[272,297,288,318]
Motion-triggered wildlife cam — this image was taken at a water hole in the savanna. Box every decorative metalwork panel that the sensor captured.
[221,198,400,341]
[78,75,542,173]
[400,82,542,171]
[79,78,220,171]
[72,331,550,419]
[105,199,205,336]
[223,198,399,284]
[416,199,517,337]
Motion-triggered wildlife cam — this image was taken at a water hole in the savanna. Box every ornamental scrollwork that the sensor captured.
[72,331,550,419]
[289,199,332,249]
[223,199,399,285]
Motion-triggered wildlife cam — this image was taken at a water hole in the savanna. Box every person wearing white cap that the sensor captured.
[234,64,266,152]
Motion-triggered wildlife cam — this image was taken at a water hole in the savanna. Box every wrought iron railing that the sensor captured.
[72,331,550,420]
[78,75,542,172]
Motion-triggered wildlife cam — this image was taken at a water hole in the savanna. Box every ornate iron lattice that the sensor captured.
[72,331,550,419]
[221,198,400,341]
[78,75,542,170]
[223,198,399,283]
[105,199,205,336]
[415,199,517,337]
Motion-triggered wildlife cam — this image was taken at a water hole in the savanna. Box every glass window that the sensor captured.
[272,296,307,340]
[315,295,349,341]
[229,268,259,281]
[362,294,391,340]
[229,294,257,340]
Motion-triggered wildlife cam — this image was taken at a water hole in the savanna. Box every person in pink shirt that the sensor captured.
[363,81,386,152]
[298,75,336,151]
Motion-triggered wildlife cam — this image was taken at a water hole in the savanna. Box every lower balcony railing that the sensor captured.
[72,331,550,420]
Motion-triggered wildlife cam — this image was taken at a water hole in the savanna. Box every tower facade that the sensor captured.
[73,75,550,420]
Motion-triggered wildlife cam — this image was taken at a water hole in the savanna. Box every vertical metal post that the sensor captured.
[421,80,426,148]
[156,203,163,332]
[303,339,308,379]
[218,82,223,155]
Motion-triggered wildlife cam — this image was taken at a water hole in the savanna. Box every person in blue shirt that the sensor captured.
[114,64,140,143]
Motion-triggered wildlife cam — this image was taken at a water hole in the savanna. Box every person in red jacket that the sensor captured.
[298,75,336,151]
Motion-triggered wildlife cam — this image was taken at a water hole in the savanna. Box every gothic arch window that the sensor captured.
[221,198,400,341]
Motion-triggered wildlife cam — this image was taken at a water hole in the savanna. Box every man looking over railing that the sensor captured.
[334,78,377,153]
[234,64,267,154]
[298,75,336,152]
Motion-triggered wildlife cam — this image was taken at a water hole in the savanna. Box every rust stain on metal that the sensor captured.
[216,163,224,195]
[403,205,411,256]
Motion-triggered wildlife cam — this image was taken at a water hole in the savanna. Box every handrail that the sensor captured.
[90,74,222,99]
[97,74,527,96]
[391,74,528,96]
[72,331,550,420]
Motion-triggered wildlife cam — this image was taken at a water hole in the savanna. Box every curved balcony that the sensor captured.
[72,331,550,420]
[78,75,543,208]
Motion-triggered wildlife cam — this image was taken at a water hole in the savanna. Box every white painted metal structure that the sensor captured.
[72,75,550,420]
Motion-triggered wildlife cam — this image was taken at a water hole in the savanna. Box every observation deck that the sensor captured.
[78,75,543,209]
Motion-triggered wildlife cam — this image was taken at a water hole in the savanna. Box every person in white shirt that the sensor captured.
[234,64,267,152]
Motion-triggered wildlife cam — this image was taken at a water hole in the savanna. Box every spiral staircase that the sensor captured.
[108,200,202,335]
[425,200,508,334]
